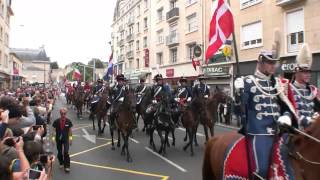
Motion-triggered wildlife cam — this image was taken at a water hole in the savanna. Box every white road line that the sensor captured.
[177,127,205,137]
[153,132,173,141]
[145,147,187,173]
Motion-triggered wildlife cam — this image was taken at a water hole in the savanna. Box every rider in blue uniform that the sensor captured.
[234,50,297,179]
[135,78,148,105]
[193,75,210,99]
[90,79,104,111]
[290,44,320,129]
[174,77,192,103]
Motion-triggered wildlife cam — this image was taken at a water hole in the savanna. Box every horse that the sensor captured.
[83,90,92,113]
[65,90,73,105]
[202,116,320,180]
[136,87,153,132]
[110,88,136,162]
[89,86,110,135]
[74,87,85,119]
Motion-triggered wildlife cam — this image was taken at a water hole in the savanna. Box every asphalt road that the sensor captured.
[50,97,236,180]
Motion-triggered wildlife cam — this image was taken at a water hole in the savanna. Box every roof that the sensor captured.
[25,66,44,71]
[10,47,50,62]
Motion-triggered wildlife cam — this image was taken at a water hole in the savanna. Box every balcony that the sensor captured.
[126,51,134,59]
[276,0,303,6]
[166,33,179,46]
[119,39,124,46]
[118,55,125,62]
[166,8,179,22]
[126,34,134,42]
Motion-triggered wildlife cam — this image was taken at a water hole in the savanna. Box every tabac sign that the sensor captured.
[203,66,230,76]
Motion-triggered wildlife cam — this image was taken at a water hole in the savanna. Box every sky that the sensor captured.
[10,0,117,68]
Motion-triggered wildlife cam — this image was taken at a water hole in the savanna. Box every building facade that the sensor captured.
[0,0,13,89]
[9,52,24,89]
[11,47,51,84]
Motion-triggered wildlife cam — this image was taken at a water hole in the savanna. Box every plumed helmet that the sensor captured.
[179,76,187,83]
[116,74,125,81]
[153,74,163,81]
[97,79,103,83]
[295,43,313,72]
[258,29,281,62]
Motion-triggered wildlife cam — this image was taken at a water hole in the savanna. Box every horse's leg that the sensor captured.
[203,123,209,142]
[110,127,115,150]
[117,129,121,148]
[163,130,170,156]
[157,130,164,155]
[126,133,132,162]
[194,123,199,147]
[171,128,175,147]
[101,116,106,134]
[184,129,188,142]
[91,114,96,131]
[97,116,102,135]
[190,127,195,156]
[149,128,156,151]
[183,128,191,151]
[121,132,126,156]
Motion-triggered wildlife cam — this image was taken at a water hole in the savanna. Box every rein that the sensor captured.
[294,151,320,165]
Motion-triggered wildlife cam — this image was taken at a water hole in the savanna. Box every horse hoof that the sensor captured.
[184,138,187,142]
[121,151,125,156]
[127,157,133,163]
[117,144,121,148]
[195,143,199,147]
[172,142,175,147]
[111,146,115,151]
[183,147,187,151]
[191,152,195,156]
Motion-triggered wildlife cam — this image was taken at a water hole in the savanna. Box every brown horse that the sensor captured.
[89,86,110,135]
[110,89,136,162]
[74,87,85,119]
[202,116,320,180]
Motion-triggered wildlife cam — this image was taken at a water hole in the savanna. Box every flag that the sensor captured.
[191,56,200,71]
[205,0,234,64]
[103,52,113,81]
[72,65,81,80]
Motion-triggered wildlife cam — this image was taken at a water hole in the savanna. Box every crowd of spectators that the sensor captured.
[0,86,57,180]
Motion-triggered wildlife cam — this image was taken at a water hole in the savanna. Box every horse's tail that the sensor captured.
[202,138,215,180]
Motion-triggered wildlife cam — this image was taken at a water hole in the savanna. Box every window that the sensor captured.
[170,0,177,9]
[157,8,163,22]
[4,33,7,46]
[143,36,147,48]
[186,43,196,61]
[240,0,262,9]
[129,26,133,35]
[144,0,148,10]
[137,5,140,16]
[136,22,140,33]
[156,52,163,65]
[129,60,133,70]
[186,0,197,6]
[170,48,178,63]
[136,40,140,51]
[144,17,148,29]
[241,21,262,49]
[186,13,198,33]
[136,58,140,69]
[0,26,3,40]
[286,9,304,53]
[157,30,164,44]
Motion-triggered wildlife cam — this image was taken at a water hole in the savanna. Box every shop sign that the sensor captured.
[281,63,297,72]
[203,66,229,76]
[166,68,174,77]
[144,49,149,67]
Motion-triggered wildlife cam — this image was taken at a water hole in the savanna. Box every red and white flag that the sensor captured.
[72,67,81,80]
[205,0,234,64]
[192,56,200,71]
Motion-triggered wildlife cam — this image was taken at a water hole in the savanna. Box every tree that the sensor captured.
[50,61,59,69]
[88,58,105,69]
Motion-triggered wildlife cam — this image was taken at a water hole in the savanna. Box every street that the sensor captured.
[50,97,236,180]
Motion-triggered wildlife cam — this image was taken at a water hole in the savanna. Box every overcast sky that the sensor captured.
[10,0,117,68]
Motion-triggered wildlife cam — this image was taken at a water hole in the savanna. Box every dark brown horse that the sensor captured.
[202,116,320,180]
[110,89,136,162]
[66,90,73,105]
[135,87,152,132]
[74,87,85,119]
[89,86,110,135]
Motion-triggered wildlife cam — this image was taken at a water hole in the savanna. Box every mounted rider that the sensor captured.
[193,74,210,99]
[135,78,148,105]
[234,49,298,179]
[90,79,104,110]
[290,44,320,129]
[174,77,192,106]
[84,81,91,93]
[108,74,127,129]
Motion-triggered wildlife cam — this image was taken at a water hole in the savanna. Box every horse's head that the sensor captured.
[291,115,320,179]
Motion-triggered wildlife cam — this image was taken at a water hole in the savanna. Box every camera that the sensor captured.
[28,169,42,179]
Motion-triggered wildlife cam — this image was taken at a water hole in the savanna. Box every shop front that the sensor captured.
[0,71,10,89]
[202,64,233,96]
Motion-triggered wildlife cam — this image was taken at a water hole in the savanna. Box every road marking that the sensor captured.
[71,160,169,180]
[153,132,173,141]
[82,128,96,144]
[145,147,187,173]
[73,125,91,131]
[70,142,113,158]
[215,123,240,130]
[72,135,111,141]
[177,127,205,137]
[130,138,140,144]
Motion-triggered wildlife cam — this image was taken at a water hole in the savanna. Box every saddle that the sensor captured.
[223,136,294,180]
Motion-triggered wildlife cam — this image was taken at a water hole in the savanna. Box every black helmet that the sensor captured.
[139,78,145,83]
[97,79,103,83]
[179,77,187,83]
[116,74,125,81]
[153,74,163,81]
[198,74,207,80]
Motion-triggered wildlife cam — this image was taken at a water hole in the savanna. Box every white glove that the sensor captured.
[278,115,292,126]
[187,97,192,102]
[174,98,180,102]
[204,95,208,99]
[152,100,157,104]
[118,97,124,102]
[306,116,315,124]
[234,77,244,89]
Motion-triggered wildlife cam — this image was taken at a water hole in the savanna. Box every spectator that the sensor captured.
[52,108,73,172]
